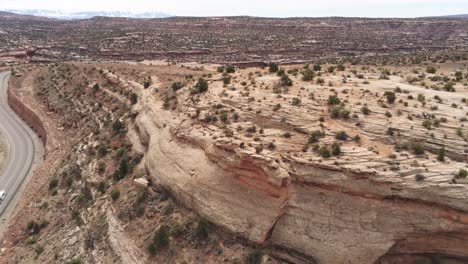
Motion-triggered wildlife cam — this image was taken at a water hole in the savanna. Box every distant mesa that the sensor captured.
[1,9,172,19]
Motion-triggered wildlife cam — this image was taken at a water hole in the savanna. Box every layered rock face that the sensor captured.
[135,108,468,263]
[129,63,468,263]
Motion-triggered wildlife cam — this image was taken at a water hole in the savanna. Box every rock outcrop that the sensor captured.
[129,63,468,263]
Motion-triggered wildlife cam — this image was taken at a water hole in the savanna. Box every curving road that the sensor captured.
[0,72,41,221]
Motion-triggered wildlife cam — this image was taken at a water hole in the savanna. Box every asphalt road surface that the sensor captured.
[0,72,41,219]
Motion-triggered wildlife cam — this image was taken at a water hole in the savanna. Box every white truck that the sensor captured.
[0,190,6,205]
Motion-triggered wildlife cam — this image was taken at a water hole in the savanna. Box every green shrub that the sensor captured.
[112,120,124,133]
[437,147,445,162]
[426,66,437,74]
[191,78,209,94]
[220,111,228,123]
[171,81,184,91]
[113,159,130,181]
[245,249,263,264]
[280,74,293,86]
[361,106,370,115]
[330,106,350,119]
[319,145,331,158]
[71,210,82,226]
[49,178,58,190]
[110,188,120,200]
[97,180,108,193]
[415,174,426,182]
[35,244,44,255]
[226,65,236,73]
[422,120,432,130]
[456,169,468,178]
[335,131,348,140]
[384,91,396,104]
[291,97,301,106]
[195,218,209,240]
[309,130,325,143]
[268,63,278,73]
[222,75,231,85]
[147,243,157,256]
[331,142,341,156]
[130,93,138,105]
[328,95,341,105]
[143,79,152,89]
[169,224,185,237]
[153,225,170,249]
[301,69,314,81]
[412,143,425,155]
[27,220,41,234]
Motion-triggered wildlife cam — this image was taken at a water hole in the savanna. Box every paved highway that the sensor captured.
[0,72,41,220]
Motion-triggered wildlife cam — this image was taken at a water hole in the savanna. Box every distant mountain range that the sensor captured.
[440,14,468,18]
[1,9,467,20]
[1,9,172,19]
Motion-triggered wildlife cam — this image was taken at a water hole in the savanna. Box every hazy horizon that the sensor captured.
[0,0,467,18]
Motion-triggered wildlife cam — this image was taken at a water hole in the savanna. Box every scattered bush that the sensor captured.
[335,131,348,140]
[112,120,124,133]
[226,65,236,73]
[49,178,58,190]
[255,145,264,154]
[110,188,120,200]
[384,91,396,104]
[415,174,426,182]
[456,169,468,178]
[195,218,210,240]
[319,145,331,158]
[220,111,228,123]
[34,244,44,255]
[268,63,279,73]
[291,97,301,106]
[331,142,341,156]
[191,78,209,94]
[171,81,184,91]
[273,104,281,111]
[301,68,315,81]
[361,106,370,115]
[309,130,325,143]
[426,66,437,74]
[280,74,293,86]
[150,225,170,254]
[328,95,341,105]
[246,249,263,264]
[143,79,152,89]
[422,120,432,130]
[130,93,138,105]
[437,147,445,162]
[412,143,425,155]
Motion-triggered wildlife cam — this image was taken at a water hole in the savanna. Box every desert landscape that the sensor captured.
[0,12,467,64]
[0,6,466,264]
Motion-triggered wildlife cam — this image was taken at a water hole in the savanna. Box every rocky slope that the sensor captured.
[127,62,468,263]
[1,60,468,264]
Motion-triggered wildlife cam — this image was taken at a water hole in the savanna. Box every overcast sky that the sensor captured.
[0,0,467,17]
